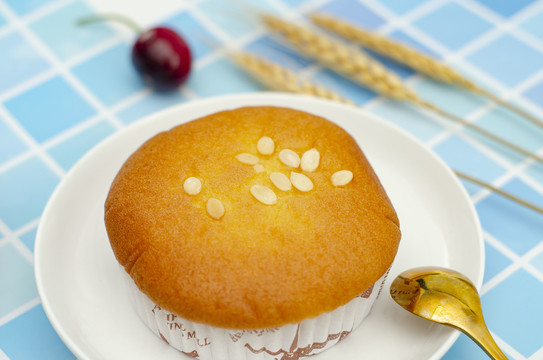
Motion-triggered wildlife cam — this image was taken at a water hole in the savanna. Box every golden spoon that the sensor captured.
[390,267,508,360]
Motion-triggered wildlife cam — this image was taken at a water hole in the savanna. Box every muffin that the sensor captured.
[105,106,401,359]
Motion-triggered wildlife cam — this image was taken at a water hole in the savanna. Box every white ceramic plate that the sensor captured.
[35,93,484,360]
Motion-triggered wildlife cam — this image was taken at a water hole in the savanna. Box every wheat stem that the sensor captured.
[419,100,543,163]
[477,89,543,130]
[455,171,543,215]
[311,13,543,131]
[262,14,543,164]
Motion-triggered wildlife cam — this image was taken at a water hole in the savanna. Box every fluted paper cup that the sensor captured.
[122,270,388,360]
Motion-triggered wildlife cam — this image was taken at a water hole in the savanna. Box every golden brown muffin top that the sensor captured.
[105,106,401,329]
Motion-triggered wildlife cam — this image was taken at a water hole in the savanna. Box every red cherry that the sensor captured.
[132,27,192,91]
[78,15,192,91]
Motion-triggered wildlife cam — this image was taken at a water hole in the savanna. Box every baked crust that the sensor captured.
[105,106,401,329]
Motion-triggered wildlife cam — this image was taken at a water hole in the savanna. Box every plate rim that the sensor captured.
[34,92,485,360]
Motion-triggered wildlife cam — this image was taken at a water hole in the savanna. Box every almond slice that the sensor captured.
[278,149,300,168]
[206,198,225,219]
[270,172,292,191]
[236,153,259,165]
[183,177,202,195]
[331,170,353,186]
[253,164,266,173]
[290,172,313,192]
[250,185,277,205]
[257,136,275,155]
[301,148,320,172]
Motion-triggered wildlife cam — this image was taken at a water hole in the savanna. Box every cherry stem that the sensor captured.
[77,13,143,34]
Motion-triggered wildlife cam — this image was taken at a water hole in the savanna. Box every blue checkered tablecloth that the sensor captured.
[1,0,543,359]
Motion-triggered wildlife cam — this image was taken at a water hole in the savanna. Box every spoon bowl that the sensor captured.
[390,267,508,360]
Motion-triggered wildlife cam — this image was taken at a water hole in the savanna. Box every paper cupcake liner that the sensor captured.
[122,269,388,360]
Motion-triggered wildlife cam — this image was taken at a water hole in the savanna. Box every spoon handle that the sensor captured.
[464,320,509,360]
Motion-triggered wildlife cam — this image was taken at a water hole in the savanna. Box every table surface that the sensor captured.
[1,0,543,359]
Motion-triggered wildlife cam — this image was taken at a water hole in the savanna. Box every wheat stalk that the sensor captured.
[311,13,543,131]
[229,50,543,215]
[231,52,353,105]
[455,171,543,215]
[261,14,543,164]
